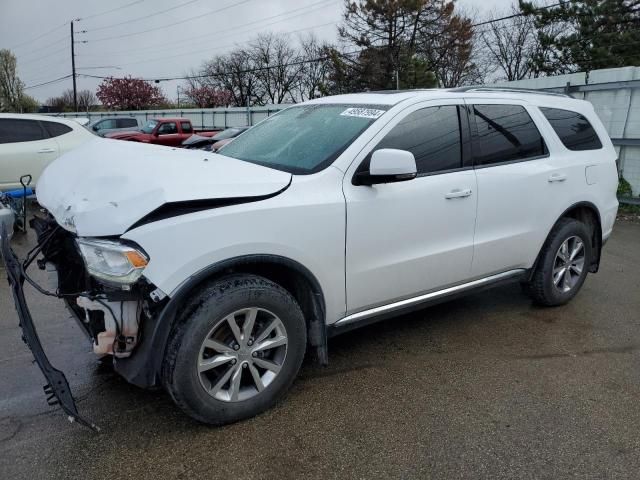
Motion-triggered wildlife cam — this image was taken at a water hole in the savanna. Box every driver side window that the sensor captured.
[158,122,177,135]
[360,105,463,175]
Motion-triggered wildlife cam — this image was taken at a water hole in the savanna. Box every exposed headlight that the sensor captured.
[77,238,148,286]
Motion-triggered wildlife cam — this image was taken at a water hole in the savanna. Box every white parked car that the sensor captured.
[2,88,619,429]
[0,114,94,190]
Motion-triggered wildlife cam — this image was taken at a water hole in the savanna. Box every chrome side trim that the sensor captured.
[335,269,526,327]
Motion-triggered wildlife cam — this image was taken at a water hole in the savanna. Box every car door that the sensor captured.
[180,121,193,142]
[0,118,58,189]
[343,100,477,314]
[94,118,117,135]
[155,121,181,146]
[466,100,567,277]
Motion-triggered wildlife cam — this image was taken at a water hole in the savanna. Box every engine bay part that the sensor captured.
[77,297,141,357]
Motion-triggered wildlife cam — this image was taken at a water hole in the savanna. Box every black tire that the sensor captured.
[162,274,306,425]
[525,218,593,306]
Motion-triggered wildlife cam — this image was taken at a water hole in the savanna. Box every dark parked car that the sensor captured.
[88,117,141,137]
[181,126,249,150]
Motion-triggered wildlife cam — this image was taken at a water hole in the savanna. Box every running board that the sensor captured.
[329,269,526,336]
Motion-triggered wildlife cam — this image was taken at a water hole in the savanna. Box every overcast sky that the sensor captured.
[0,0,511,103]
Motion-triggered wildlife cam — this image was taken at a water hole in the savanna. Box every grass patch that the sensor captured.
[618,203,640,216]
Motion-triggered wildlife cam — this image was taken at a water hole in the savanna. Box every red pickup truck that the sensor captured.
[105,117,220,147]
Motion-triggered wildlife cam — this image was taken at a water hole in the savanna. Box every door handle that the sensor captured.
[548,173,567,183]
[37,148,55,154]
[445,188,473,199]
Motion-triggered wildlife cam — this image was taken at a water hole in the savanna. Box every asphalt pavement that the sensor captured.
[1,220,639,480]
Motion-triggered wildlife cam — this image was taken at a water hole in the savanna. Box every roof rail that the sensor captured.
[449,86,571,98]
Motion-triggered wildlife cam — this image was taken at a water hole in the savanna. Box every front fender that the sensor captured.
[113,254,328,387]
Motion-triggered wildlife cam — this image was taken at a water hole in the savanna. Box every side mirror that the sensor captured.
[354,149,417,186]
[92,126,99,131]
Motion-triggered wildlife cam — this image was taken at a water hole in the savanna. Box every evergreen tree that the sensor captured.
[520,0,640,74]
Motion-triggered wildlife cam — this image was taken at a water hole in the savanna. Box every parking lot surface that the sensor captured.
[1,220,639,480]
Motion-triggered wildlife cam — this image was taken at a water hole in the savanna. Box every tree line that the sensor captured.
[1,0,639,112]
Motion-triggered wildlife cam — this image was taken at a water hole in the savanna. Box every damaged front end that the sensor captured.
[1,214,164,431]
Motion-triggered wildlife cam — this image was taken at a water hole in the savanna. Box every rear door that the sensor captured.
[467,100,567,276]
[343,100,477,314]
[0,119,58,189]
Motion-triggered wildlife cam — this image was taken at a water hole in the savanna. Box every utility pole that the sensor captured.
[70,21,77,112]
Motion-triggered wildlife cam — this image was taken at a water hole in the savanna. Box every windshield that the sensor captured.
[219,104,388,174]
[141,120,158,134]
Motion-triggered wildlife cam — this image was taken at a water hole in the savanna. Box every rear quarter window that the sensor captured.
[41,121,72,138]
[116,118,138,128]
[540,107,603,151]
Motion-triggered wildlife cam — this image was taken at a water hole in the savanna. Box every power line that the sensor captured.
[110,20,337,70]
[77,0,146,22]
[24,74,73,90]
[17,35,70,60]
[87,0,255,43]
[470,2,563,28]
[86,0,338,58]
[79,49,363,83]
[7,2,144,51]
[6,1,142,52]
[86,0,199,32]
[79,32,640,86]
[18,45,69,68]
[7,23,67,50]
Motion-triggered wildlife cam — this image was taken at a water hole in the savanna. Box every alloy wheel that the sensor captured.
[552,235,585,293]
[197,308,288,402]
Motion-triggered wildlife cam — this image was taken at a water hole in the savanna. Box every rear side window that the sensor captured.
[0,119,46,144]
[42,121,72,138]
[370,105,463,174]
[97,119,117,129]
[181,122,193,133]
[471,104,547,166]
[540,107,603,151]
[117,118,138,128]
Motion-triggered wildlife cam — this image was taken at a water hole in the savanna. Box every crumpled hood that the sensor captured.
[36,138,291,237]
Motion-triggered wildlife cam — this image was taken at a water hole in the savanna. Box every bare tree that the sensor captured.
[0,49,25,112]
[478,6,538,82]
[297,34,331,101]
[201,49,262,107]
[77,89,96,112]
[44,89,95,112]
[250,33,302,104]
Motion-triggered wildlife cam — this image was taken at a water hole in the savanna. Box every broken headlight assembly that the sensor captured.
[77,238,148,286]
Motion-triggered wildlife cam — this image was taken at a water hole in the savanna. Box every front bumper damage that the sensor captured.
[1,224,99,431]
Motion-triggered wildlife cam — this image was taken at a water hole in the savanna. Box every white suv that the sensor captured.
[0,114,94,190]
[2,88,618,429]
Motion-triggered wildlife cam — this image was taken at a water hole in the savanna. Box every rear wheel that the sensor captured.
[163,274,306,425]
[525,218,592,306]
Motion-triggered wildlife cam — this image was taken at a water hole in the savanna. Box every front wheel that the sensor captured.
[162,274,307,425]
[525,218,593,306]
